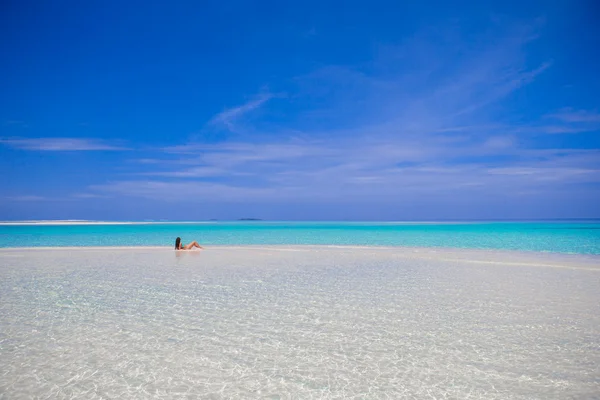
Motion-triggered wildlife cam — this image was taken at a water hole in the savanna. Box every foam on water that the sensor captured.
[1,247,599,399]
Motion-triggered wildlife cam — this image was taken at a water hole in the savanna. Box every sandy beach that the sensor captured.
[1,246,599,398]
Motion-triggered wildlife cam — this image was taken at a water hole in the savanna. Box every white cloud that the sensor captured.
[208,94,274,132]
[548,108,600,123]
[3,195,46,202]
[483,135,515,149]
[523,108,600,135]
[71,193,109,199]
[90,180,285,202]
[96,137,600,203]
[86,21,599,207]
[143,166,230,178]
[0,138,127,151]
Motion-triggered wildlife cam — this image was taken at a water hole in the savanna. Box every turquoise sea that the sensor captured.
[1,221,599,254]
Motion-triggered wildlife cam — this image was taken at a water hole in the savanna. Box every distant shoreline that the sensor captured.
[0,220,214,226]
[1,219,599,226]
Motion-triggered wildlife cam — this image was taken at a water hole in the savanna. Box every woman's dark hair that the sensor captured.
[175,237,181,249]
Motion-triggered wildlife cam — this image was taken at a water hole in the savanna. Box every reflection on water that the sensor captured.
[1,247,599,399]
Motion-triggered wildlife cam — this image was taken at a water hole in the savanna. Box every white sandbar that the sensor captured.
[0,220,212,225]
[1,246,599,399]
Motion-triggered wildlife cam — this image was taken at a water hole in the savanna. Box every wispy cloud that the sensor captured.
[89,180,282,202]
[142,166,231,178]
[529,125,599,135]
[0,138,127,151]
[99,135,600,203]
[452,61,552,117]
[71,193,109,199]
[85,20,599,208]
[209,94,274,132]
[2,195,47,202]
[524,108,600,134]
[548,108,600,123]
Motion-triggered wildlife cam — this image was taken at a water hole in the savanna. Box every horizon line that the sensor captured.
[1,218,599,226]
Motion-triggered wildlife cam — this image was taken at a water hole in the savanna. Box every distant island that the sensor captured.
[238,218,263,221]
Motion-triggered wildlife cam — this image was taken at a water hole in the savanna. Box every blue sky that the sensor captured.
[1,0,599,220]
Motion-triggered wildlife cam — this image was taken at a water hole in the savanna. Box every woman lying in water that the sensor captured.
[175,237,203,250]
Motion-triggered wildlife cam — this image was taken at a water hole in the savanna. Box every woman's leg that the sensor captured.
[184,241,203,250]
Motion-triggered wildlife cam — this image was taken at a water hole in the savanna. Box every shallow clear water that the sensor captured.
[1,247,599,399]
[1,221,600,254]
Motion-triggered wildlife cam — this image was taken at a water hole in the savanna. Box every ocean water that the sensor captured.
[1,221,600,254]
[1,247,599,399]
